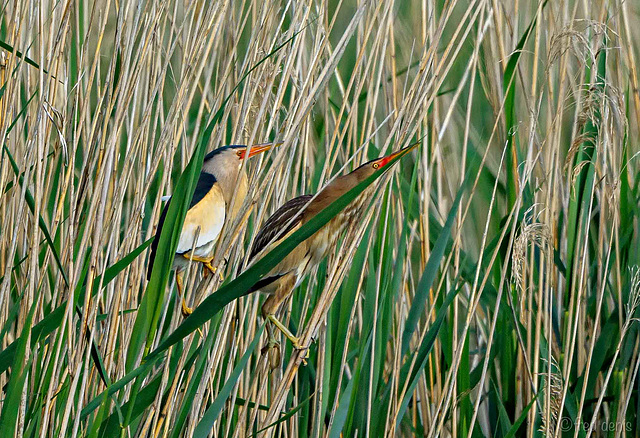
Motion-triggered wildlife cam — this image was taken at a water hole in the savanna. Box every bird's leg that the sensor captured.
[182,253,223,281]
[266,314,302,349]
[175,271,193,317]
[261,283,309,364]
[261,320,281,369]
[266,314,310,361]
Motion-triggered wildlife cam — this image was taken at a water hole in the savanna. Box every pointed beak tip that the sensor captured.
[390,141,420,159]
[246,143,276,158]
[404,141,420,153]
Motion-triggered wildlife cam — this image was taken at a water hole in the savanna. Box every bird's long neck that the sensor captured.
[215,170,247,219]
[308,173,373,221]
[227,171,248,219]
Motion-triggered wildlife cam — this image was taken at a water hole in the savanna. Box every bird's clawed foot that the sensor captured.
[175,273,193,318]
[287,336,309,364]
[262,339,281,370]
[265,314,309,365]
[295,343,310,365]
[203,261,215,274]
[180,299,193,318]
[292,339,303,350]
[261,338,309,369]
[182,253,224,281]
[202,262,224,282]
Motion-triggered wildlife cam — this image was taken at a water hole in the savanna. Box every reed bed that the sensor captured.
[1,0,639,436]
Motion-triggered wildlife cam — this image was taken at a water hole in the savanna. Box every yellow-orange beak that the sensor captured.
[376,141,419,168]
[241,141,281,159]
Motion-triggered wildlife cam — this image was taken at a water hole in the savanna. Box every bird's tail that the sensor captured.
[244,274,282,295]
[147,238,158,280]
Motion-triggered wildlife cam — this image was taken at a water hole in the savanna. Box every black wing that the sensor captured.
[147,172,218,280]
[189,173,218,209]
[249,194,313,261]
[147,200,169,280]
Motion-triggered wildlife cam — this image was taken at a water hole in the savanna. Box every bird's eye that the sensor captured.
[237,151,243,157]
[372,163,379,169]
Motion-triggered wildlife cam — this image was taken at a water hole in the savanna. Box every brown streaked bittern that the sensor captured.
[148,143,274,316]
[246,142,418,359]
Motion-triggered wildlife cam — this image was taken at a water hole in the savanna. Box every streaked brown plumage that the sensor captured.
[246,143,418,356]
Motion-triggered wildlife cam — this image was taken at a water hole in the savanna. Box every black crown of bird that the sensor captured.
[147,140,417,361]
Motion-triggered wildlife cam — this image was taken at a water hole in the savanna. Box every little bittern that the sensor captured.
[148,143,273,316]
[247,143,418,357]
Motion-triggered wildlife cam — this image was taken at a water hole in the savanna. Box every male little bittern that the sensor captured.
[246,143,418,356]
[148,144,273,316]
